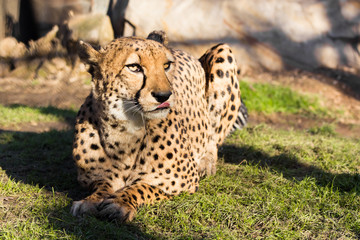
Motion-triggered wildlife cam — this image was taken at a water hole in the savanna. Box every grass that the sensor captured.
[0,104,77,126]
[1,122,360,239]
[308,123,337,137]
[0,81,359,239]
[240,81,329,116]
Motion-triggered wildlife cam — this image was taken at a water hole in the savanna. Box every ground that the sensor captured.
[1,56,360,239]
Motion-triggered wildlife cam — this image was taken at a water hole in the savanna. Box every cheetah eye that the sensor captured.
[126,64,143,73]
[164,62,172,71]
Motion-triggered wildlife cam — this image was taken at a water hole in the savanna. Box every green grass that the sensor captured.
[0,81,358,239]
[1,123,359,239]
[240,81,329,116]
[0,104,77,126]
[308,123,337,137]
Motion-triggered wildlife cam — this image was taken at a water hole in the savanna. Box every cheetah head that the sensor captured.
[78,31,175,121]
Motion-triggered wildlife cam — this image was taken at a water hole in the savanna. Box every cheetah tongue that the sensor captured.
[156,102,170,109]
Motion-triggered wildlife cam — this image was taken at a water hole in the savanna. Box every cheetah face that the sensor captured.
[78,37,175,121]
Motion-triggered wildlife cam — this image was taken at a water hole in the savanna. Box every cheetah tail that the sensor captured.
[231,98,248,132]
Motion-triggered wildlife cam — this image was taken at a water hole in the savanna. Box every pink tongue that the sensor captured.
[157,102,170,109]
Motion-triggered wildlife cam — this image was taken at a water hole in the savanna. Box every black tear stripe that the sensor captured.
[134,74,147,104]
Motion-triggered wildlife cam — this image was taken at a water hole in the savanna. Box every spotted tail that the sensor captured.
[231,98,248,131]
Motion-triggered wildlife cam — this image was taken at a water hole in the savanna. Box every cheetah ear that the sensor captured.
[147,30,168,46]
[77,40,101,65]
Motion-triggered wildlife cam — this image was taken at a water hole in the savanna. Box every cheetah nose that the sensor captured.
[151,91,172,103]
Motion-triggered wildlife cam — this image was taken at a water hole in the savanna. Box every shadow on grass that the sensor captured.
[219,143,360,194]
[0,129,155,239]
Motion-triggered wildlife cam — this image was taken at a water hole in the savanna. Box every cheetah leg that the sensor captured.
[71,181,114,217]
[198,142,218,177]
[97,183,169,222]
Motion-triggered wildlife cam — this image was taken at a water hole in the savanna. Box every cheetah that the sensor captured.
[70,31,248,222]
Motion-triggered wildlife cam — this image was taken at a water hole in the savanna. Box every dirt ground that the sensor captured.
[1,61,360,138]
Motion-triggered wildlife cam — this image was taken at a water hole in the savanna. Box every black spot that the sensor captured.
[228,56,233,63]
[206,55,213,64]
[227,85,232,94]
[111,124,118,128]
[215,57,224,63]
[153,154,159,160]
[80,128,86,133]
[167,140,171,146]
[158,163,164,168]
[90,144,99,150]
[118,150,125,155]
[166,153,173,160]
[171,181,175,186]
[89,133,95,137]
[159,145,165,150]
[211,43,223,51]
[75,154,80,160]
[135,47,139,51]
[181,183,186,188]
[166,169,171,174]
[152,135,160,143]
[231,105,236,111]
[228,115,234,121]
[216,69,224,78]
[132,194,137,201]
[230,94,235,101]
[140,158,145,165]
[210,73,214,82]
[99,157,105,162]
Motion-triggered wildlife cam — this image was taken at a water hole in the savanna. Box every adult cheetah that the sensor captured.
[71,31,248,221]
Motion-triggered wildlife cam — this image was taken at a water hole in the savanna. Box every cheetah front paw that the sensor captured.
[70,199,101,217]
[97,197,136,222]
